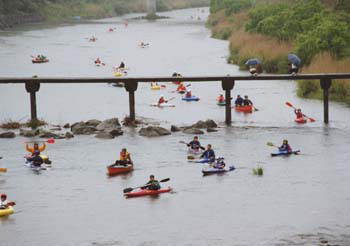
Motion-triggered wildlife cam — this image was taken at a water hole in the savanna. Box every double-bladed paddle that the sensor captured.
[123,178,170,193]
[179,141,205,150]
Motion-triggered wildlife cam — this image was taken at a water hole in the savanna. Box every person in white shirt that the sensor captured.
[0,194,9,209]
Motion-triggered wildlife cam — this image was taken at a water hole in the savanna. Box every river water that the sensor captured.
[1,8,350,246]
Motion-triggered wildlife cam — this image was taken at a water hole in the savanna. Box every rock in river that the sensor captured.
[95,132,114,139]
[96,118,121,131]
[191,119,218,129]
[183,128,204,135]
[20,129,39,137]
[0,131,16,138]
[139,126,171,137]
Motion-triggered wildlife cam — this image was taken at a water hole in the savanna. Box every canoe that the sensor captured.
[202,166,235,175]
[235,105,253,113]
[107,164,133,176]
[295,117,307,124]
[182,96,200,102]
[0,206,14,217]
[32,59,49,64]
[150,103,175,108]
[217,101,226,106]
[271,150,300,157]
[124,187,172,198]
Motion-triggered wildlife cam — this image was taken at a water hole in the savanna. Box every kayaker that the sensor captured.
[114,148,132,166]
[279,140,292,153]
[119,61,125,69]
[26,150,44,167]
[199,144,215,163]
[158,95,168,106]
[243,95,253,106]
[26,142,46,156]
[294,109,304,119]
[213,157,225,169]
[0,194,9,209]
[187,136,203,151]
[144,175,161,190]
[249,65,257,76]
[217,94,225,103]
[176,83,186,92]
[235,95,243,106]
[185,90,192,98]
[95,58,101,64]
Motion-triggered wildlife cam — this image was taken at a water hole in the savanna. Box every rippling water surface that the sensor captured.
[0,7,350,246]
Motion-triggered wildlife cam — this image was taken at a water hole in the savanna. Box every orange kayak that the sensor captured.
[125,187,172,198]
[295,117,307,124]
[235,105,253,113]
[107,164,133,176]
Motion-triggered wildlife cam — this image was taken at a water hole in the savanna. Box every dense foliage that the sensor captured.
[210,0,253,15]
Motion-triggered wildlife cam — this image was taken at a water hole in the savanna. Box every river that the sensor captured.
[0,7,350,246]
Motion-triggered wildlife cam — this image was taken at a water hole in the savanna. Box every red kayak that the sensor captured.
[107,164,133,176]
[235,105,253,113]
[124,187,172,198]
[295,117,307,124]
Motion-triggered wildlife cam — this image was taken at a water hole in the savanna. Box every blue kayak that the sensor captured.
[271,150,300,157]
[182,96,200,101]
[202,166,235,175]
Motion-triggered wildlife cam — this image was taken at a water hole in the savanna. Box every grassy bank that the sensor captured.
[208,0,350,103]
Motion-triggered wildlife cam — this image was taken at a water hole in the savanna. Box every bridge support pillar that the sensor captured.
[147,0,157,16]
[222,79,235,125]
[124,81,138,121]
[25,81,40,122]
[320,78,332,124]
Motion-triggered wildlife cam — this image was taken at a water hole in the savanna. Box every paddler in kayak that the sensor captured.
[235,95,243,106]
[243,95,253,106]
[157,95,169,106]
[0,194,15,209]
[212,157,225,169]
[198,144,215,163]
[217,94,225,103]
[294,108,304,119]
[113,148,132,167]
[26,150,44,167]
[118,61,125,69]
[26,142,46,157]
[176,83,186,92]
[94,57,102,65]
[187,136,204,151]
[279,140,292,153]
[143,175,161,190]
[185,89,192,98]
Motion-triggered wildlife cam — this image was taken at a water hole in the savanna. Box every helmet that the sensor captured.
[1,194,6,198]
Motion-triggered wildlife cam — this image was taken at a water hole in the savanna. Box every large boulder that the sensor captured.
[71,122,85,132]
[95,132,114,139]
[65,132,74,139]
[96,118,121,131]
[171,125,181,132]
[0,131,16,138]
[139,126,171,137]
[39,130,62,139]
[183,128,204,135]
[191,119,218,129]
[20,129,39,137]
[108,128,123,137]
[85,119,101,127]
[72,126,97,135]
[63,123,70,129]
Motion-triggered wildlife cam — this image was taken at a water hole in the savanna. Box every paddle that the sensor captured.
[285,102,316,122]
[25,138,55,144]
[123,178,170,193]
[253,106,259,111]
[179,141,205,150]
[266,142,279,148]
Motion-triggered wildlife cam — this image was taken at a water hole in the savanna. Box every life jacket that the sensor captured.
[177,85,185,91]
[120,151,130,161]
[158,97,165,104]
[295,111,303,118]
[217,96,224,102]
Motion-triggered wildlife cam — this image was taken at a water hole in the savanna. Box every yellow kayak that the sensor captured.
[151,86,161,90]
[0,206,14,217]
[114,72,124,77]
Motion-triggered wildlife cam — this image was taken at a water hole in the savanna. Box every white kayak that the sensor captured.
[150,103,175,108]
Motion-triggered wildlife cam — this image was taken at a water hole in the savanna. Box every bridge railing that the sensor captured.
[1,73,350,125]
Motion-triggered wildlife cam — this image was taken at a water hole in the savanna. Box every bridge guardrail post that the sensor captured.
[320,78,332,124]
[25,81,40,121]
[124,80,138,121]
[221,79,235,125]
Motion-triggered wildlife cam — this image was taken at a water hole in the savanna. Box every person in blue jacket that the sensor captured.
[198,144,215,163]
[235,95,243,106]
[279,140,292,153]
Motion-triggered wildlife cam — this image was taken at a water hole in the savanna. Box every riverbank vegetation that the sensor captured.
[0,0,209,24]
[208,0,350,103]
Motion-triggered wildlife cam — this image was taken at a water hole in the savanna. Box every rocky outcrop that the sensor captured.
[38,130,64,139]
[65,132,74,139]
[20,129,39,137]
[63,123,70,128]
[95,132,114,139]
[191,119,218,129]
[171,125,181,132]
[96,118,121,131]
[71,122,97,135]
[85,119,101,127]
[0,131,16,138]
[183,128,204,135]
[108,128,123,137]
[139,126,171,137]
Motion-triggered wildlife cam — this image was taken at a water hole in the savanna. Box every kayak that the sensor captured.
[182,96,200,102]
[151,86,161,90]
[295,117,307,124]
[178,90,186,94]
[107,164,133,176]
[32,59,49,64]
[124,187,172,198]
[271,150,300,157]
[217,101,226,106]
[202,166,235,175]
[114,72,125,77]
[188,148,203,156]
[112,82,124,87]
[151,103,175,108]
[0,167,7,172]
[0,206,14,217]
[24,154,52,165]
[235,105,253,113]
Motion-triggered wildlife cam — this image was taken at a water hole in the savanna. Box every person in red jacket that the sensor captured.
[294,108,304,119]
[158,95,168,106]
[217,94,225,103]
